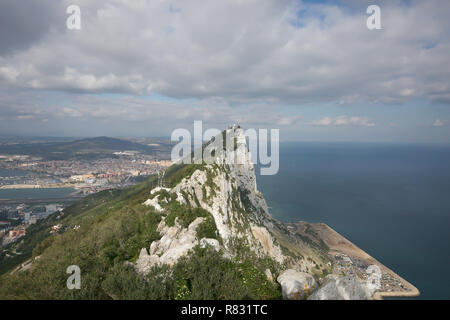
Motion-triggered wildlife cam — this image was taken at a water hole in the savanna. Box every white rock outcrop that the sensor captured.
[134,248,159,275]
[251,225,284,264]
[307,275,372,300]
[277,269,317,300]
[143,187,171,212]
[135,217,205,274]
[143,197,164,212]
[265,268,274,283]
[199,238,221,251]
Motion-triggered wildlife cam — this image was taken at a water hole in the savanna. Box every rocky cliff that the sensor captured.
[134,126,347,299]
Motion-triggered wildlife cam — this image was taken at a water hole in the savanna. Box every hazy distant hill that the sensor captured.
[0,136,172,160]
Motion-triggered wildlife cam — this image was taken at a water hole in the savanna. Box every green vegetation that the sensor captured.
[0,212,60,275]
[91,246,281,300]
[163,203,220,242]
[0,167,280,299]
[170,246,281,300]
[0,174,162,298]
[227,186,251,234]
[0,139,292,300]
[164,163,206,187]
[196,214,219,241]
[238,187,254,212]
[0,207,277,299]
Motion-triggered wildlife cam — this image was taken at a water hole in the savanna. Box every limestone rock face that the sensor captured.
[135,217,205,274]
[135,248,159,275]
[277,269,317,300]
[137,126,330,289]
[169,127,286,264]
[199,238,221,251]
[143,195,165,212]
[251,225,284,264]
[141,126,287,267]
[265,269,274,283]
[307,275,372,300]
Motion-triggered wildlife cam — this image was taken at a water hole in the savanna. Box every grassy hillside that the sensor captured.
[0,166,281,300]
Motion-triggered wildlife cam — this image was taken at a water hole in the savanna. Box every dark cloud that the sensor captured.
[0,0,65,56]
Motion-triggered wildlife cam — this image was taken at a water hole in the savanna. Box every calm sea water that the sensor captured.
[0,188,75,200]
[0,168,75,200]
[0,168,28,177]
[256,142,450,300]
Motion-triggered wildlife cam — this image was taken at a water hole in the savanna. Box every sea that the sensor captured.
[256,142,450,300]
[0,168,27,177]
[0,169,75,200]
[0,188,76,200]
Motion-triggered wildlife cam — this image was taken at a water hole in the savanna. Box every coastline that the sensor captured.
[288,221,420,299]
[0,183,73,189]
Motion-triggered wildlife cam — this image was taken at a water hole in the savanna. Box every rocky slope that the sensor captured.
[134,126,355,299]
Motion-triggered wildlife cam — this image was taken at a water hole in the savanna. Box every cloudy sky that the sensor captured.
[0,0,449,143]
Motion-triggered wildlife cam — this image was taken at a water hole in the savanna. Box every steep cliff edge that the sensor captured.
[135,126,331,277]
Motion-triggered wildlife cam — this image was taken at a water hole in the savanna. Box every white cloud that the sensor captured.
[60,107,83,118]
[311,117,333,126]
[312,115,375,127]
[433,119,446,127]
[0,0,449,141]
[0,0,449,105]
[0,89,301,130]
[275,115,303,126]
[16,115,34,120]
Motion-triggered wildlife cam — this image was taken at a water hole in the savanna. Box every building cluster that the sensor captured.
[0,203,65,246]
[6,228,26,243]
[0,170,59,188]
[0,154,172,193]
[0,152,173,247]
[332,252,410,293]
[0,155,32,162]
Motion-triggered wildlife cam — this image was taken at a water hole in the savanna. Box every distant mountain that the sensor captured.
[63,136,153,152]
[0,136,172,160]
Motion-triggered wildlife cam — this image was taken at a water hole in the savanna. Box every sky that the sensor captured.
[0,0,449,143]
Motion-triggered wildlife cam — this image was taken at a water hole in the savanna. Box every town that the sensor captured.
[0,150,172,250]
[0,203,65,247]
[0,152,172,194]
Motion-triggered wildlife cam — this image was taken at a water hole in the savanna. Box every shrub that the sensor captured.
[196,215,219,241]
